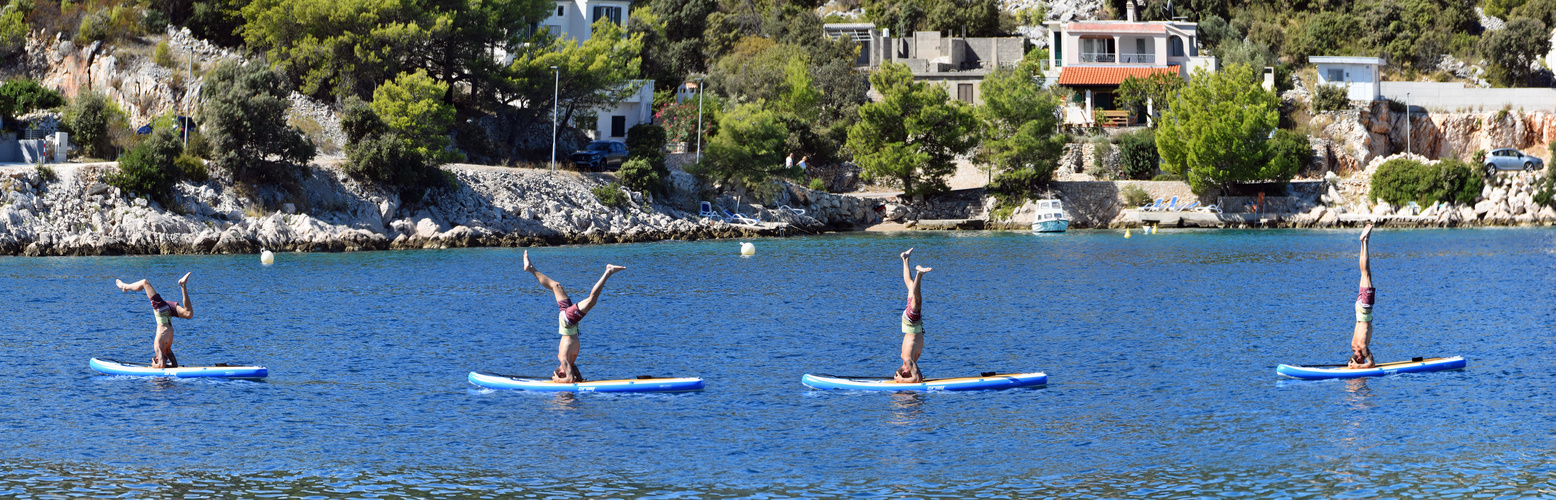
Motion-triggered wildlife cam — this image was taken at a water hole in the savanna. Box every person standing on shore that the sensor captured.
[786,153,795,169]
[523,251,626,383]
[115,273,193,368]
[896,248,932,382]
[1348,223,1376,369]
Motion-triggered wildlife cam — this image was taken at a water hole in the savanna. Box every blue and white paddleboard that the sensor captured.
[89,358,269,378]
[1276,356,1466,380]
[801,372,1048,391]
[467,371,705,393]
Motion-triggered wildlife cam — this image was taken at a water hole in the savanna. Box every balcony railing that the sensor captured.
[1079,52,1157,64]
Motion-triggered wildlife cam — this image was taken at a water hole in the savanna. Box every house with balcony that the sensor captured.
[825,23,1025,105]
[1041,1,1214,126]
[509,0,652,142]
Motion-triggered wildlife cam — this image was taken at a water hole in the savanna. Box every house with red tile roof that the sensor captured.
[1040,1,1215,127]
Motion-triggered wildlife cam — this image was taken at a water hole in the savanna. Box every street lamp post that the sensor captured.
[557,66,563,171]
[695,77,705,165]
[1406,92,1411,155]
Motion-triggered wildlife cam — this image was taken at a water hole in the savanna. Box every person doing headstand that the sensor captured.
[523,250,626,383]
[896,248,932,383]
[116,273,193,368]
[1349,223,1376,369]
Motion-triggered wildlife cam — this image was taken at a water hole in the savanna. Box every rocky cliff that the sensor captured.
[0,162,881,256]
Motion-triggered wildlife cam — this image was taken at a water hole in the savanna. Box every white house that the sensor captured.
[1309,56,1384,101]
[536,0,652,141]
[1042,0,1215,126]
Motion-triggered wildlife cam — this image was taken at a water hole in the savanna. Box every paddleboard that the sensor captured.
[801,372,1048,391]
[467,371,705,393]
[1276,356,1466,380]
[89,358,269,378]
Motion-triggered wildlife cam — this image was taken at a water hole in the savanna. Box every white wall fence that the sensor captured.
[1381,82,1556,112]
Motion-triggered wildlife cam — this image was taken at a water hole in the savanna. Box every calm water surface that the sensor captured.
[2,228,1554,498]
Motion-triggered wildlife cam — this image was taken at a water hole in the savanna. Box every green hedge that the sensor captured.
[1370,157,1483,207]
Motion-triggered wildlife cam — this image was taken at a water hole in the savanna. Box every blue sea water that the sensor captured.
[1,227,1554,498]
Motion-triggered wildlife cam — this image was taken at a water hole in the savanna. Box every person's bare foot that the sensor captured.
[605,264,626,275]
[1360,223,1373,241]
[116,279,133,292]
[901,248,913,261]
[915,265,932,274]
[177,272,191,287]
[522,250,536,273]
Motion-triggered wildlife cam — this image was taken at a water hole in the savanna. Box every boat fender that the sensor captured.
[636,375,654,379]
[740,242,756,256]
[980,371,997,377]
[1412,356,1423,362]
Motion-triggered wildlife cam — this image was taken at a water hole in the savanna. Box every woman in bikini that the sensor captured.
[523,251,626,383]
[116,273,193,368]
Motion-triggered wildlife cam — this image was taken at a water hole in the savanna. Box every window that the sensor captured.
[1080,37,1115,62]
[610,116,626,137]
[957,84,974,103]
[593,6,621,25]
[1169,36,1184,57]
[556,4,564,17]
[1327,68,1344,82]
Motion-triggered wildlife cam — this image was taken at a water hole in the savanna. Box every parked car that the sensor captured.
[1484,148,1545,175]
[569,141,627,171]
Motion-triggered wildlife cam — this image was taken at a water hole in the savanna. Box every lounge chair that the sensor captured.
[779,205,806,216]
[1194,204,1222,214]
[1139,198,1163,212]
[699,201,720,219]
[1160,196,1180,211]
[1177,200,1199,212]
[723,210,761,225]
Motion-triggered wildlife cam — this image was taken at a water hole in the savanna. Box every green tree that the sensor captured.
[506,19,644,134]
[1480,17,1551,87]
[695,102,793,190]
[372,69,456,162]
[189,0,249,47]
[201,60,317,185]
[62,91,128,160]
[1513,0,1556,28]
[0,0,26,58]
[106,127,184,205]
[1115,71,1185,125]
[621,122,669,194]
[846,62,978,196]
[1265,129,1314,182]
[975,65,1067,189]
[1157,64,1281,193]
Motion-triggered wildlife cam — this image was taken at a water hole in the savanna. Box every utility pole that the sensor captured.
[695,77,705,165]
[551,66,559,172]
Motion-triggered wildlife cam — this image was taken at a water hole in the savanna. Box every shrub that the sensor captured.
[625,122,667,159]
[1370,158,1484,207]
[1087,136,1113,179]
[988,167,1047,199]
[106,127,183,205]
[154,41,173,68]
[1534,166,1556,208]
[0,78,66,120]
[1472,149,1487,166]
[75,6,141,45]
[1118,129,1158,180]
[140,7,168,33]
[176,154,207,182]
[1121,183,1152,207]
[1311,84,1349,112]
[201,60,316,185]
[617,156,668,195]
[0,1,24,58]
[808,177,826,192]
[1152,173,1182,181]
[62,91,127,160]
[592,182,628,207]
[35,163,57,182]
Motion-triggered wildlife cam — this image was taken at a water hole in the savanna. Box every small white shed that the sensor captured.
[1309,56,1385,101]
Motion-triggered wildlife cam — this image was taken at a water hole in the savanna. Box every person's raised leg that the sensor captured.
[1358,223,1373,289]
[117,279,157,301]
[575,264,627,314]
[524,250,570,303]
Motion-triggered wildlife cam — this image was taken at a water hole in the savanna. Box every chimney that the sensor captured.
[1126,0,1137,22]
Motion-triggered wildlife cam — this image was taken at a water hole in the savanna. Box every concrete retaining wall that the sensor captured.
[1381,82,1556,112]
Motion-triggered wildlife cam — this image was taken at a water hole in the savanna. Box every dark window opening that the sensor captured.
[610,116,626,137]
[957,84,974,103]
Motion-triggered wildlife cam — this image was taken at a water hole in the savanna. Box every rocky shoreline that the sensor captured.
[0,162,880,257]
